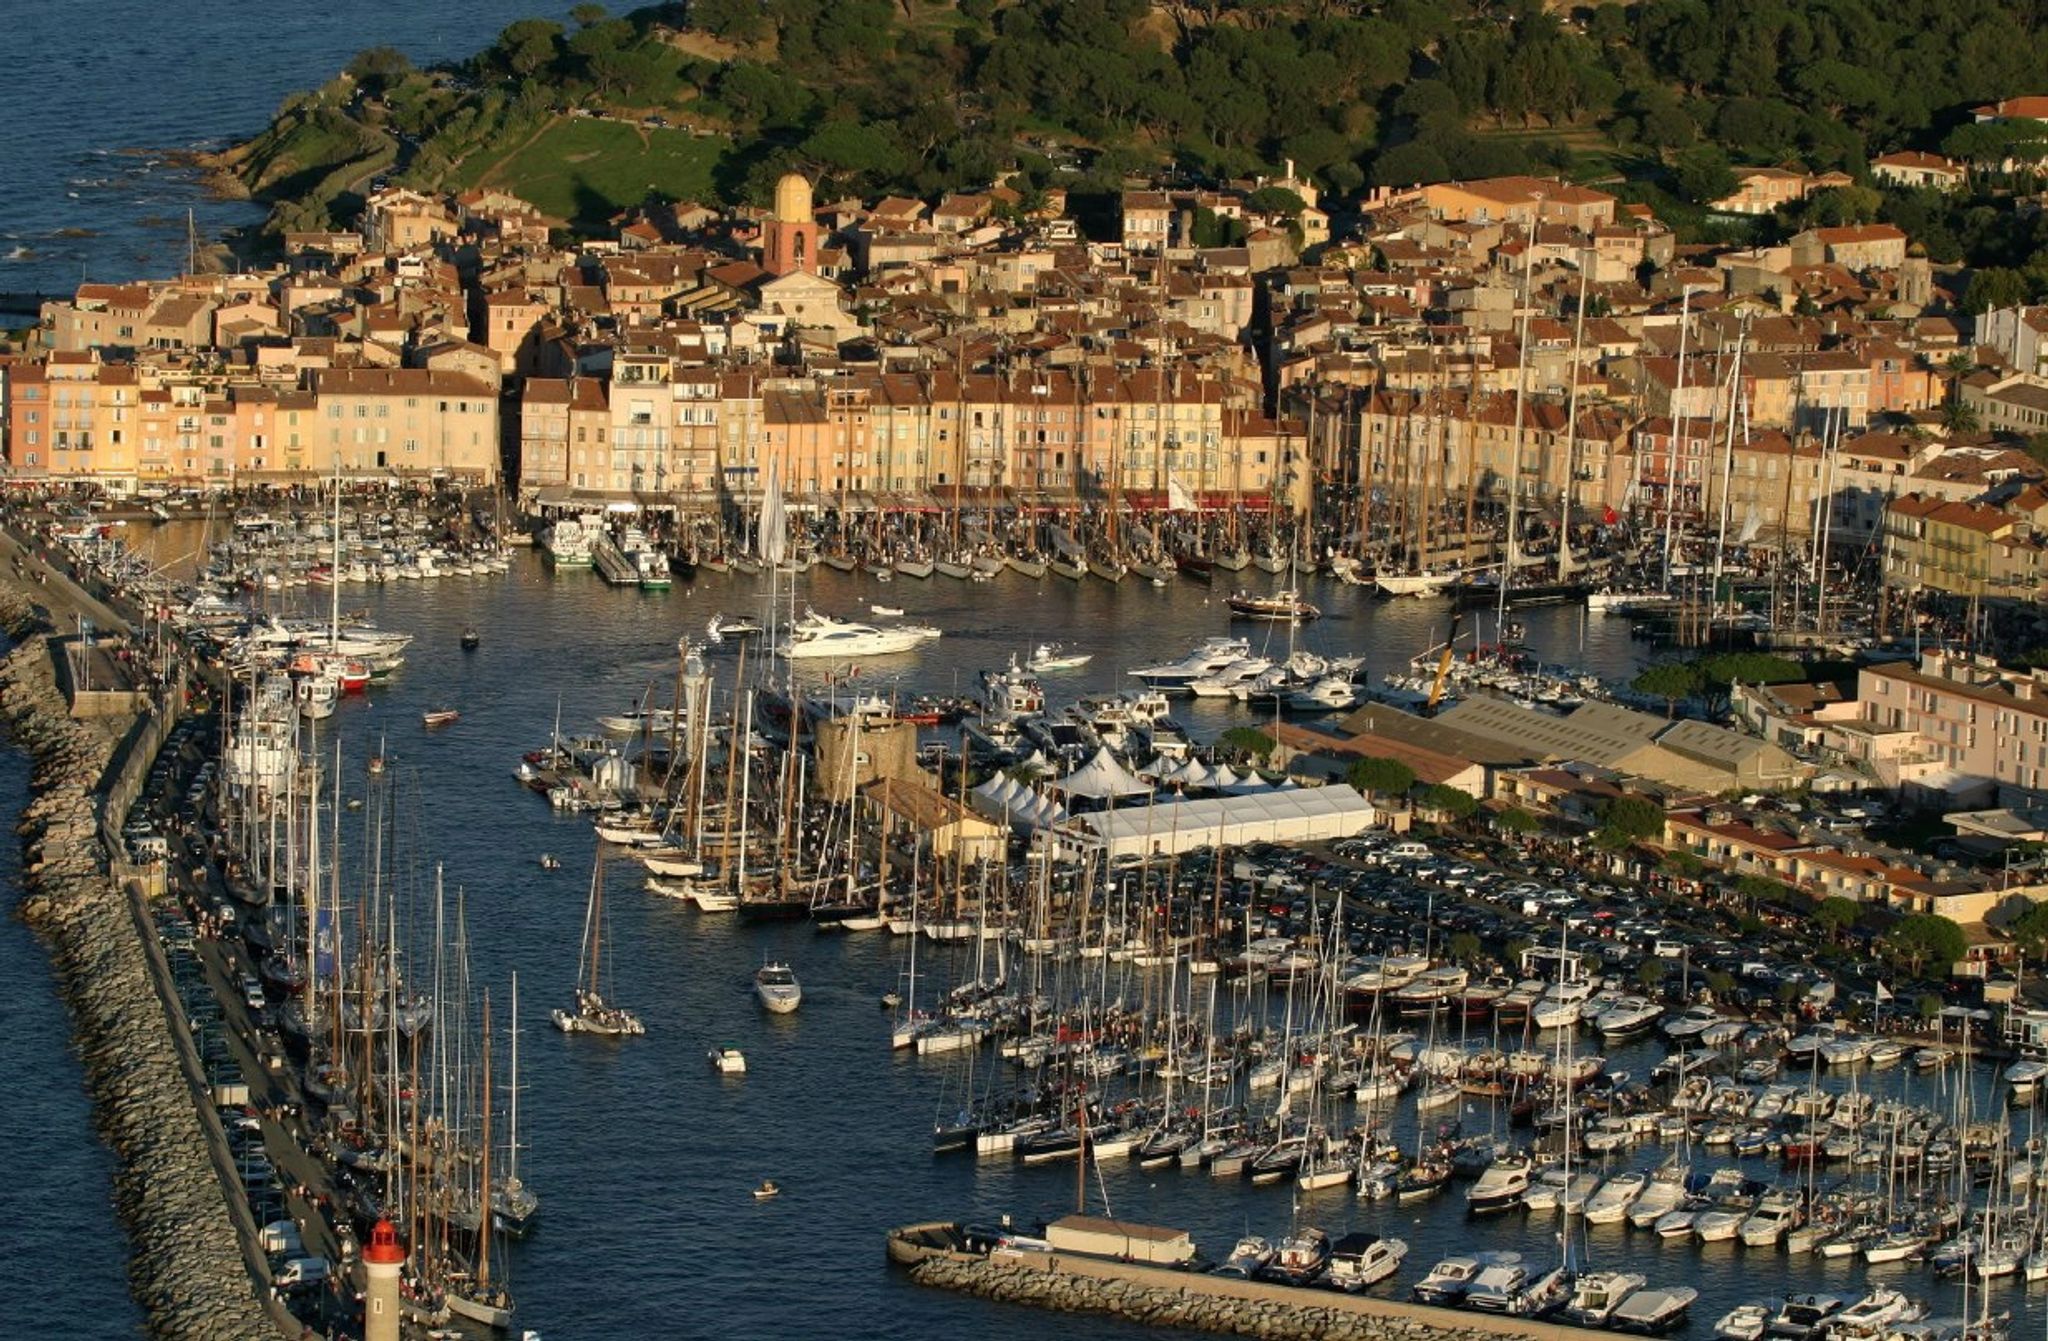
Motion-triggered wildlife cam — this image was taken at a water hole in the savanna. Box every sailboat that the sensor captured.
[552,849,644,1036]
[492,972,540,1236]
[446,990,517,1330]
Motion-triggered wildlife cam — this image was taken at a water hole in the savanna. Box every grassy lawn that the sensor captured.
[477,117,731,224]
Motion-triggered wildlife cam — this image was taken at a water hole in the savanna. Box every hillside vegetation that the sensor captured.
[218,0,2048,242]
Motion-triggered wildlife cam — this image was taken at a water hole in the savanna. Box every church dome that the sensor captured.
[774,172,814,225]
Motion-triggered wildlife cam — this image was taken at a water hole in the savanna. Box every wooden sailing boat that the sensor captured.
[552,847,644,1036]
[447,990,516,1329]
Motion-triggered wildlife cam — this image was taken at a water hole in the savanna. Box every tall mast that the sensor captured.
[1557,267,1589,580]
[1662,289,1693,588]
[1496,247,1535,632]
[1710,319,1751,621]
[476,989,494,1292]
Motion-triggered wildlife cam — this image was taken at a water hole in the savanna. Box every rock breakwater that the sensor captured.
[908,1255,1586,1341]
[1,591,280,1340]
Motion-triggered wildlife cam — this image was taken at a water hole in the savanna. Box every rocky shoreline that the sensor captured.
[908,1255,1564,1341]
[1,591,279,1339]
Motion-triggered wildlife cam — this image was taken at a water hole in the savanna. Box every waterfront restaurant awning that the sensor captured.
[1055,784,1379,861]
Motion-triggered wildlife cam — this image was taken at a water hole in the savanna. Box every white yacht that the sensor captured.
[1413,1251,1518,1305]
[1466,1151,1534,1212]
[543,517,595,567]
[779,611,937,660]
[1130,636,1252,689]
[754,963,802,1013]
[1325,1232,1406,1290]
[1582,1168,1649,1224]
[1531,977,1597,1030]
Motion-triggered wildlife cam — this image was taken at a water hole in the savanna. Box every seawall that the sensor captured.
[907,1250,1610,1341]
[1,587,283,1340]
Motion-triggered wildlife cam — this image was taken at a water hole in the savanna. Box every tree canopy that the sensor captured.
[1347,756,1417,799]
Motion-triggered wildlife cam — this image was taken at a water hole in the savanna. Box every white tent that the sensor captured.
[971,771,1070,832]
[1053,746,1152,800]
[1208,764,1241,791]
[1163,756,1214,789]
[1055,784,1380,861]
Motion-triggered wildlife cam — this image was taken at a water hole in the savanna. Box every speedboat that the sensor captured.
[1463,1260,1535,1313]
[1594,996,1664,1039]
[1025,643,1091,672]
[708,1046,746,1073]
[753,963,802,1013]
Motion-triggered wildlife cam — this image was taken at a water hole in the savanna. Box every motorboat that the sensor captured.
[779,610,938,660]
[1561,1271,1647,1327]
[708,1046,746,1073]
[1413,1251,1518,1305]
[705,612,763,642]
[1324,1232,1406,1291]
[422,708,460,728]
[1215,1235,1275,1279]
[753,1180,780,1200]
[1594,996,1664,1039]
[1664,1003,1722,1039]
[1583,1169,1649,1224]
[1627,1163,1689,1228]
[1610,1286,1699,1335]
[1829,1287,1925,1339]
[1130,637,1252,689]
[1740,1186,1805,1247]
[1767,1294,1849,1340]
[1716,1303,1771,1341]
[754,963,801,1013]
[1266,1227,1331,1283]
[1025,643,1091,672]
[1462,1260,1535,1313]
[1466,1151,1534,1212]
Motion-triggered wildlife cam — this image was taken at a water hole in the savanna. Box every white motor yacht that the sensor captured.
[1412,1251,1518,1305]
[1129,636,1252,689]
[1583,1169,1649,1224]
[1325,1232,1406,1290]
[780,611,937,660]
[754,963,802,1013]
[1466,1151,1534,1212]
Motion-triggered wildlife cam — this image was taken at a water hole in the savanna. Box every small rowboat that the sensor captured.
[422,709,461,728]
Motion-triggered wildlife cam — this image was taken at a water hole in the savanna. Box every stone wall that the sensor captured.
[1,589,284,1340]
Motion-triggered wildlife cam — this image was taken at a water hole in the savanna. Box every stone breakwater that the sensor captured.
[908,1255,1596,1341]
[1,592,280,1340]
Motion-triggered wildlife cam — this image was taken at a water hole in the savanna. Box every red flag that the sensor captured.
[1602,506,1619,525]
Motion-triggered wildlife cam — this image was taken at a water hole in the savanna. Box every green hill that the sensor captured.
[216,0,2048,248]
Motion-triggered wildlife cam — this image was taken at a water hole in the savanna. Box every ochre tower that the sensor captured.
[761,172,820,276]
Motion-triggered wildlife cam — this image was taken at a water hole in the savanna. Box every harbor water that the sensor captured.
[0,2,577,296]
[146,544,2048,1338]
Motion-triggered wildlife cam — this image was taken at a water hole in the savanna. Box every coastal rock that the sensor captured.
[2,601,282,1340]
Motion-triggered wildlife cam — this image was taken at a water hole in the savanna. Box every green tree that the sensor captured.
[1703,968,1736,998]
[1216,727,1275,764]
[1966,267,2029,315]
[1496,807,1539,837]
[570,3,608,27]
[1447,931,1483,965]
[1884,913,1966,976]
[1633,661,1704,717]
[1246,186,1306,218]
[1916,992,1944,1022]
[1417,784,1479,821]
[346,46,412,96]
[1637,958,1669,991]
[1595,795,1664,851]
[1346,756,1416,799]
[2006,898,2048,957]
[1673,144,1736,205]
[1660,849,1707,879]
[1814,896,1862,943]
